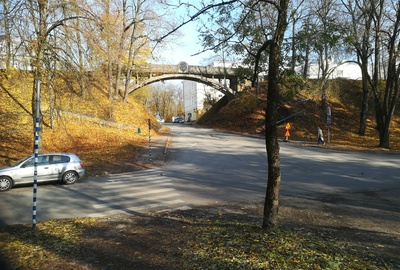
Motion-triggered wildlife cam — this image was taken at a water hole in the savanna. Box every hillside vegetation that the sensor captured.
[200,78,400,152]
[0,71,163,177]
[2,73,400,179]
[1,74,399,270]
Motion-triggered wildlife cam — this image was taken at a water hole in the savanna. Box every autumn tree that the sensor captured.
[198,1,276,87]
[122,0,164,102]
[7,0,95,151]
[0,0,13,74]
[198,0,290,228]
[261,0,290,229]
[305,0,342,109]
[340,0,376,136]
[86,0,174,113]
[293,15,313,78]
[158,0,290,229]
[60,3,89,98]
[371,0,400,148]
[341,0,400,148]
[145,83,183,121]
[287,0,306,72]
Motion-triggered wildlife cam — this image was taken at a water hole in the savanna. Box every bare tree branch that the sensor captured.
[153,0,238,50]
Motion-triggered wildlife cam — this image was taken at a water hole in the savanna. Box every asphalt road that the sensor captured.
[164,124,400,209]
[1,124,399,227]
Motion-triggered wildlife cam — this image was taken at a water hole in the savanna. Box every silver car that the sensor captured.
[0,153,85,192]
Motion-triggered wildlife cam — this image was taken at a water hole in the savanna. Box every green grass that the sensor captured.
[0,211,394,270]
[181,215,391,270]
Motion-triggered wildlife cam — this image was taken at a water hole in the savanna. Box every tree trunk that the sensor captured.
[302,47,309,78]
[374,97,383,132]
[290,19,296,71]
[379,117,391,148]
[358,63,369,135]
[2,1,11,74]
[124,68,133,102]
[262,0,289,230]
[321,82,327,110]
[76,19,86,97]
[31,0,48,154]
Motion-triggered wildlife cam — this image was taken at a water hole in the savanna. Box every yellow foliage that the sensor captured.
[0,70,161,171]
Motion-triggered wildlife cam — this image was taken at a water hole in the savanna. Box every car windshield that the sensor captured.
[10,156,33,167]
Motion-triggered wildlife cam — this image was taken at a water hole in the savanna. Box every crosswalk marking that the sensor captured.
[93,192,181,209]
[89,200,186,218]
[106,176,170,182]
[100,181,172,194]
[127,199,185,211]
[106,169,162,178]
[89,171,189,216]
[99,187,176,201]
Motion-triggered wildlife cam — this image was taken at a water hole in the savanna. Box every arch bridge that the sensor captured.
[127,62,241,96]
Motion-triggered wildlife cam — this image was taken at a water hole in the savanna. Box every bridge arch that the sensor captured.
[127,73,234,96]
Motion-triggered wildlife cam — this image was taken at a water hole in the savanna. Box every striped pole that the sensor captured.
[148,119,152,163]
[32,80,41,230]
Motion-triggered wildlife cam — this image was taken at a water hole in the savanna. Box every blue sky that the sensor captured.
[153,1,215,66]
[158,23,215,66]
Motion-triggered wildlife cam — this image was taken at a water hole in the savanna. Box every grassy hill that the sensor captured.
[2,73,399,179]
[1,74,399,270]
[0,71,163,177]
[199,79,400,152]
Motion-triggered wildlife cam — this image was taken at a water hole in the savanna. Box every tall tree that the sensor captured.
[113,0,129,101]
[342,0,400,148]
[262,0,289,229]
[371,0,400,148]
[88,0,171,107]
[123,0,160,102]
[146,83,181,121]
[288,0,306,72]
[198,0,291,228]
[158,0,290,229]
[1,0,12,74]
[341,0,374,136]
[307,0,341,109]
[14,0,93,151]
[294,15,313,78]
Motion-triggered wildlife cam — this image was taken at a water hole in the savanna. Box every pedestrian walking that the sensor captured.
[318,127,325,145]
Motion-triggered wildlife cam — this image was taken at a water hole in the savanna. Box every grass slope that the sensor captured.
[0,72,163,176]
[1,76,399,269]
[200,79,400,152]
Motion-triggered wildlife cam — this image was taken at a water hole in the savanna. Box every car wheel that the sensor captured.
[62,171,78,185]
[0,176,13,191]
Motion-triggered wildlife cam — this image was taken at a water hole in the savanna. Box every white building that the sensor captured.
[297,60,365,80]
[182,80,224,122]
[181,61,240,122]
